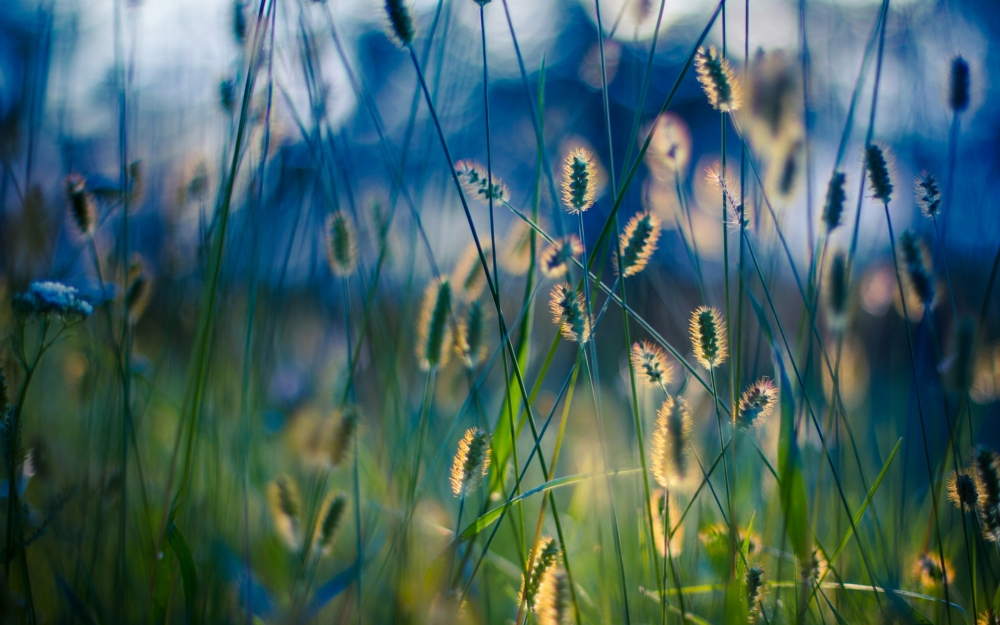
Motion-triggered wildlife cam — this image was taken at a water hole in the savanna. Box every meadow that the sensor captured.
[0,0,999,623]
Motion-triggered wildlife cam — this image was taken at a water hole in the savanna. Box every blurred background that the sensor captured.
[1,0,999,622]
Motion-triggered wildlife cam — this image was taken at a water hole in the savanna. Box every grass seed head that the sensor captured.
[617,212,661,277]
[65,174,96,237]
[125,259,153,324]
[695,46,743,112]
[385,0,415,46]
[914,552,952,589]
[630,341,673,388]
[645,112,692,179]
[455,160,508,204]
[329,404,359,467]
[652,395,691,488]
[915,172,942,219]
[898,230,935,306]
[974,447,1000,541]
[417,278,453,370]
[650,490,684,557]
[549,284,591,344]
[864,144,893,203]
[540,236,583,279]
[500,220,534,276]
[746,565,765,616]
[972,345,1000,404]
[456,300,488,368]
[519,536,560,612]
[452,243,490,302]
[948,468,981,513]
[325,212,358,277]
[313,492,347,556]
[690,306,727,369]
[536,567,572,625]
[268,475,302,549]
[450,427,491,497]
[822,171,846,233]
[737,378,777,430]
[561,148,597,214]
[826,250,849,331]
[950,318,976,392]
[950,56,970,112]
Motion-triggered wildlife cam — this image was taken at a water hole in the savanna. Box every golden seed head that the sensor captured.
[561,148,597,214]
[329,404,359,467]
[736,378,777,430]
[914,552,952,590]
[651,395,691,488]
[536,567,572,625]
[630,341,673,388]
[972,345,1000,404]
[519,536,561,611]
[617,212,661,277]
[125,258,153,324]
[455,300,488,369]
[451,243,490,302]
[313,492,347,556]
[267,475,302,549]
[455,160,508,204]
[549,284,591,344]
[65,174,96,236]
[500,219,534,276]
[325,212,358,277]
[645,112,692,180]
[540,236,583,279]
[649,489,684,558]
[416,278,453,371]
[694,46,743,112]
[450,427,491,497]
[689,306,727,369]
[947,468,981,513]
[746,565,765,616]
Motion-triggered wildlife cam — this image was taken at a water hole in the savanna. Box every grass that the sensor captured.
[0,0,998,623]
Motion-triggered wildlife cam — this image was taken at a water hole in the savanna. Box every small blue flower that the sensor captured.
[13,281,93,320]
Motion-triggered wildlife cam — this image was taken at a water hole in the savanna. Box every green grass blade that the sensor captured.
[167,521,198,623]
[776,354,811,563]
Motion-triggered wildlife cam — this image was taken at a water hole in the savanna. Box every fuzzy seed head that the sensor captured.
[914,552,952,589]
[979,611,1000,625]
[737,378,777,430]
[695,46,743,112]
[972,345,1000,404]
[650,489,684,557]
[268,475,302,548]
[898,230,935,306]
[125,261,153,324]
[540,236,583,279]
[822,171,846,233]
[65,174,96,236]
[645,112,692,179]
[948,469,981,513]
[313,492,347,556]
[864,144,893,203]
[651,395,691,488]
[630,341,673,388]
[326,212,358,277]
[617,212,661,277]
[915,172,942,219]
[519,536,561,612]
[451,243,490,302]
[450,427,491,497]
[456,300,488,368]
[329,405,359,467]
[500,220,534,276]
[974,447,1000,541]
[826,250,849,331]
[690,306,728,369]
[455,160,508,204]
[417,278,453,370]
[536,567,572,625]
[746,565,765,616]
[950,56,970,112]
[385,0,415,46]
[549,284,591,344]
[561,148,597,214]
